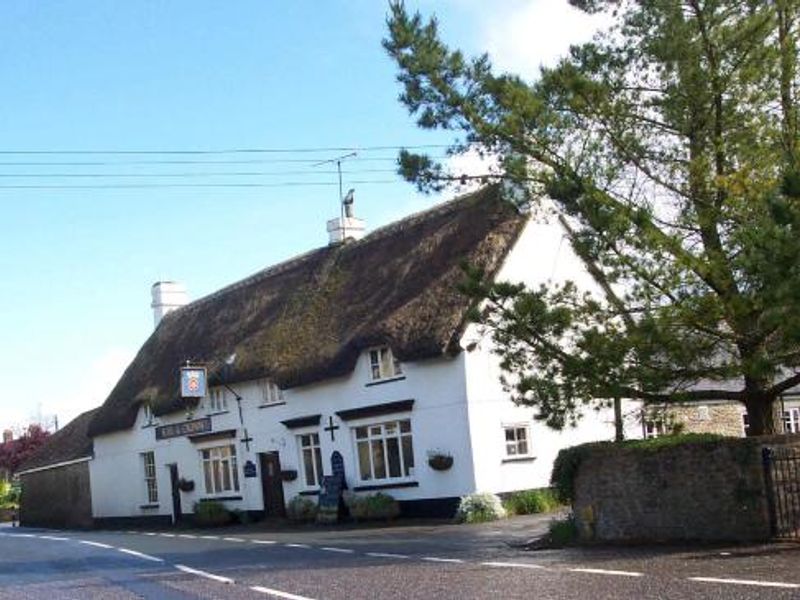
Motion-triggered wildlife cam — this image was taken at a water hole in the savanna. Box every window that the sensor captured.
[504,425,531,457]
[201,445,239,495]
[354,419,414,481]
[142,402,154,425]
[141,451,158,504]
[298,433,324,487]
[369,347,402,381]
[208,388,228,413]
[784,408,800,434]
[643,419,668,439]
[260,379,283,405]
[742,413,750,436]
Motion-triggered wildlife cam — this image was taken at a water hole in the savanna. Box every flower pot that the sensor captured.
[177,478,195,492]
[280,469,298,482]
[428,455,453,471]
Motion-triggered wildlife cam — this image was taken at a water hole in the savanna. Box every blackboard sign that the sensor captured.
[316,475,343,524]
[243,460,257,478]
[155,417,212,441]
[331,451,346,489]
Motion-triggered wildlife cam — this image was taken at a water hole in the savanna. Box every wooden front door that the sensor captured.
[259,452,286,517]
[168,463,182,524]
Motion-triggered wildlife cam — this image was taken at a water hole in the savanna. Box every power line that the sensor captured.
[0,169,398,178]
[0,144,450,156]
[0,157,417,167]
[0,179,398,190]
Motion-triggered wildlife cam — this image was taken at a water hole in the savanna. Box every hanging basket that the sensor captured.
[428,454,454,471]
[177,478,195,492]
[280,469,298,482]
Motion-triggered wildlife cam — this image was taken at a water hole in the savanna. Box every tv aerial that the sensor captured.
[313,151,357,221]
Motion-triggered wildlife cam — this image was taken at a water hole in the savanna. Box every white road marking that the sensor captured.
[569,568,643,577]
[482,561,547,570]
[126,530,138,534]
[366,552,409,559]
[9,533,37,538]
[178,534,197,539]
[175,564,234,584]
[285,543,311,549]
[200,535,219,540]
[38,536,69,541]
[159,533,176,538]
[251,585,317,600]
[223,537,246,542]
[422,557,464,564]
[320,547,355,554]
[117,548,165,563]
[252,539,277,545]
[79,540,114,549]
[689,577,800,589]
[145,532,158,536]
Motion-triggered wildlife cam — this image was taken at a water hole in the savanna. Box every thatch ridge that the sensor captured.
[88,185,527,437]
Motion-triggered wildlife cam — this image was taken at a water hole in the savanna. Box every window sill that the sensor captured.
[198,495,243,502]
[365,375,406,387]
[258,401,287,410]
[353,481,418,492]
[298,490,320,496]
[206,410,230,417]
[139,503,160,510]
[501,456,536,463]
[140,422,158,429]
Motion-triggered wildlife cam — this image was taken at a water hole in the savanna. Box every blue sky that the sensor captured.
[0,1,604,429]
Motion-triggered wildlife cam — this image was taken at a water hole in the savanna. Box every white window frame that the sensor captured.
[784,407,800,434]
[208,387,228,413]
[260,379,283,406]
[643,419,668,439]
[503,424,532,458]
[297,432,324,488]
[353,418,414,483]
[200,444,240,495]
[142,402,154,426]
[141,451,158,504]
[368,347,403,382]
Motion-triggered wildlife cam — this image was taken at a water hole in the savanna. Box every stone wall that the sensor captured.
[573,436,800,542]
[20,461,93,529]
[668,403,745,437]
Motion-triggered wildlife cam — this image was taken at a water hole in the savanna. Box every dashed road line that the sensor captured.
[422,557,464,564]
[159,533,176,538]
[38,535,69,541]
[200,535,219,540]
[252,539,277,545]
[689,577,800,589]
[482,561,547,570]
[224,537,246,542]
[285,543,311,549]
[144,532,158,536]
[250,585,318,599]
[366,552,409,559]
[178,534,197,539]
[117,547,165,563]
[79,540,114,549]
[175,564,234,584]
[319,547,355,554]
[569,568,643,577]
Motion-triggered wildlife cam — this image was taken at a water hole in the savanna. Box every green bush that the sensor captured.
[0,481,19,510]
[551,434,728,504]
[286,496,318,522]
[456,492,506,523]
[192,501,232,527]
[344,492,400,521]
[503,488,560,516]
[547,514,578,547]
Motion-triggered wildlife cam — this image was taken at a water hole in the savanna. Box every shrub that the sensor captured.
[503,488,560,516]
[344,492,400,521]
[192,501,232,527]
[456,492,506,523]
[286,496,318,522]
[547,514,578,547]
[0,481,19,510]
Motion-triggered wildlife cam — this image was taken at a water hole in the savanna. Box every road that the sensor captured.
[1,518,799,599]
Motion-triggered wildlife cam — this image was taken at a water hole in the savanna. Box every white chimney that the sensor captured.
[151,281,189,328]
[327,188,366,244]
[2,429,12,444]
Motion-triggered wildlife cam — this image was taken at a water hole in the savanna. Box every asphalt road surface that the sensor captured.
[1,519,799,599]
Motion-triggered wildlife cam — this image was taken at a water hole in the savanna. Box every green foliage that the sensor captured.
[551,434,728,503]
[344,492,400,521]
[547,515,579,547]
[286,496,318,522]
[503,488,561,516]
[0,480,19,509]
[456,492,506,523]
[192,501,232,527]
[385,1,800,436]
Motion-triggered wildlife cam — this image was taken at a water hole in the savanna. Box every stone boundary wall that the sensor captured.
[573,436,800,542]
[20,460,93,529]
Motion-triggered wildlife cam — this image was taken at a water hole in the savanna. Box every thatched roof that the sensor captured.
[18,409,97,473]
[88,185,527,437]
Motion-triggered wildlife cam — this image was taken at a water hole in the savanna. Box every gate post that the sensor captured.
[762,447,778,537]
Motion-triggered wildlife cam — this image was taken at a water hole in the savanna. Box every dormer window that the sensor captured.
[260,379,283,406]
[142,402,154,426]
[208,387,228,413]
[369,347,403,381]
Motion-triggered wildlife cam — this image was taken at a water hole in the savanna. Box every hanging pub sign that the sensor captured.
[180,365,207,398]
